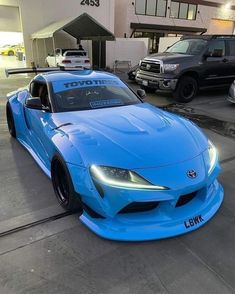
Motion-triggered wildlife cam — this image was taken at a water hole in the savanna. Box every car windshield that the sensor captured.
[64,51,87,57]
[166,39,208,55]
[52,79,141,112]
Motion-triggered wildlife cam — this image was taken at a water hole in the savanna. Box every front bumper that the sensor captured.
[67,152,224,241]
[80,179,223,241]
[136,71,178,91]
[227,84,235,103]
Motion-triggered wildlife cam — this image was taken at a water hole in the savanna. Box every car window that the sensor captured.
[52,79,141,112]
[30,82,50,109]
[65,51,87,57]
[207,40,225,57]
[229,40,235,56]
[166,39,208,55]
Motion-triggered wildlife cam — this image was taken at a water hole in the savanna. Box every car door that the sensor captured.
[226,39,235,83]
[202,39,229,87]
[24,80,53,168]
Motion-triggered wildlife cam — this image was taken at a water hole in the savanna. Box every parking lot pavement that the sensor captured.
[1,74,235,293]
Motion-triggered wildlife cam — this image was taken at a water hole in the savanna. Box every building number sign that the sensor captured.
[80,0,100,7]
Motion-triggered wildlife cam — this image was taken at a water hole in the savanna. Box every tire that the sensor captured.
[6,103,16,138]
[140,85,156,93]
[51,155,83,213]
[173,76,198,103]
[8,50,14,56]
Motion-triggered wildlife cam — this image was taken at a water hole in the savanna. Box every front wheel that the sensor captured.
[6,103,16,138]
[173,76,198,103]
[51,155,83,213]
[8,50,14,56]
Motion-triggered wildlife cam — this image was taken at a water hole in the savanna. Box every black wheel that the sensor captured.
[51,155,83,213]
[173,76,198,103]
[8,50,14,56]
[6,103,16,138]
[140,85,156,93]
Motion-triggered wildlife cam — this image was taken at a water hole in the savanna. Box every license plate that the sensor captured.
[142,80,148,86]
[184,215,204,229]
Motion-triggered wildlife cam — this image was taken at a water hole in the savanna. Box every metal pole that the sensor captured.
[99,39,101,69]
[43,38,47,66]
[52,36,56,66]
[31,39,35,67]
[36,39,39,67]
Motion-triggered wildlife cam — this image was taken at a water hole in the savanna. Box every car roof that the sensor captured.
[181,35,235,41]
[36,70,119,83]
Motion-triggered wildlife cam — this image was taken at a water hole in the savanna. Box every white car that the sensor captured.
[46,48,91,68]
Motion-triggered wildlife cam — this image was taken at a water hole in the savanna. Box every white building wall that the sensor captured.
[18,0,115,65]
[115,0,235,38]
[106,38,149,69]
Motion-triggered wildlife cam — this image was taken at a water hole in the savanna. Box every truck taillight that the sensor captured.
[62,60,71,64]
[85,60,90,63]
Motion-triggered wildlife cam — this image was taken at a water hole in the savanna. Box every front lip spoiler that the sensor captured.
[79,181,224,241]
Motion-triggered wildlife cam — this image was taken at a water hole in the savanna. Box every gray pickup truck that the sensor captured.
[136,35,235,102]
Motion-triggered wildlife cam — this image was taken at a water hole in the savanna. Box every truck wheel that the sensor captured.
[51,154,83,214]
[8,50,14,56]
[173,76,198,103]
[140,85,156,93]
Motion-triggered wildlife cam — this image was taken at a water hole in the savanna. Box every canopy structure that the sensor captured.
[30,13,115,68]
[31,13,115,41]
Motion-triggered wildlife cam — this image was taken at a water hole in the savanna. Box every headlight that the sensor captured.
[90,165,168,190]
[208,140,217,174]
[163,64,179,73]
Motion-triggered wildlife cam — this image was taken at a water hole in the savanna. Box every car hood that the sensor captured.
[51,103,208,169]
[144,52,195,64]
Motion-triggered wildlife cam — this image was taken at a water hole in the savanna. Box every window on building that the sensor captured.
[170,1,179,18]
[146,0,156,16]
[135,0,146,15]
[179,3,188,19]
[135,0,167,17]
[170,1,197,20]
[156,0,167,17]
[188,4,197,20]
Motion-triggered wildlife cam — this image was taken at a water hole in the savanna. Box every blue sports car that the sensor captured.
[6,68,224,241]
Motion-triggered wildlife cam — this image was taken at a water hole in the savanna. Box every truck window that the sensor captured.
[229,40,235,56]
[207,41,225,57]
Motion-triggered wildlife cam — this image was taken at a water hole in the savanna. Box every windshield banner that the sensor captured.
[53,79,126,93]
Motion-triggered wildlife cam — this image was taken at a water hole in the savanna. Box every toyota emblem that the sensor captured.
[187,170,197,179]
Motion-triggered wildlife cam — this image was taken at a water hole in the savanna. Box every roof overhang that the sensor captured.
[31,13,115,41]
[130,23,207,34]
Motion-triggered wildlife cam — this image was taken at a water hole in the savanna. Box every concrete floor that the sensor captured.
[1,69,235,293]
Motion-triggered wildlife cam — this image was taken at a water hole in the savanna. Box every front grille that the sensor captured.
[119,202,159,214]
[176,192,197,208]
[140,62,161,73]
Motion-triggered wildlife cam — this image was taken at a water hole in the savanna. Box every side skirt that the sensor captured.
[18,138,51,179]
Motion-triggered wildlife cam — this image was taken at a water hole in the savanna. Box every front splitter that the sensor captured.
[79,182,224,241]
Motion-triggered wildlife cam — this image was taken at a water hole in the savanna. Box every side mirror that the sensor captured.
[137,89,146,99]
[25,97,42,110]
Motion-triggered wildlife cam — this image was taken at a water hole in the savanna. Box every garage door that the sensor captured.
[0,5,21,32]
[208,19,234,35]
